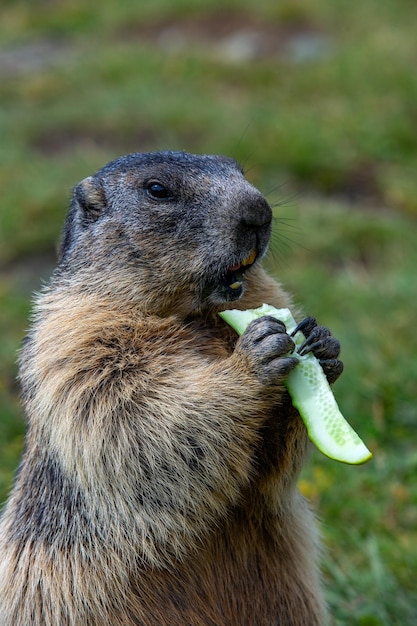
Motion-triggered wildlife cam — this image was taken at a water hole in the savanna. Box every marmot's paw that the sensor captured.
[292,317,344,385]
[236,316,298,386]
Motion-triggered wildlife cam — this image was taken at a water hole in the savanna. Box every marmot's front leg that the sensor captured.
[253,316,344,493]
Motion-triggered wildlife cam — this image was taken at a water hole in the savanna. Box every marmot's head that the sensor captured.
[59,151,272,316]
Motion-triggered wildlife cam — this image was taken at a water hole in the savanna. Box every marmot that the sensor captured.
[0,151,343,625]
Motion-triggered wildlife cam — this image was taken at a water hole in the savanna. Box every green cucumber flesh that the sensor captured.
[219,304,372,465]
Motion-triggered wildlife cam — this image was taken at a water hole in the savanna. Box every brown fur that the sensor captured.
[0,151,334,625]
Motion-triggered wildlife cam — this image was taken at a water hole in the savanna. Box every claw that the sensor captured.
[299,333,340,361]
[297,325,329,353]
[298,338,326,357]
[290,316,317,338]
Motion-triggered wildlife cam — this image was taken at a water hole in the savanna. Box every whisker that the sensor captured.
[266,244,291,270]
[264,183,297,201]
[266,213,312,271]
[241,160,256,176]
[271,222,311,252]
[265,181,303,206]
[271,216,303,232]
[232,118,257,166]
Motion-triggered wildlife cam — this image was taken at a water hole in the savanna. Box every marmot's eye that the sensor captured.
[145,181,171,200]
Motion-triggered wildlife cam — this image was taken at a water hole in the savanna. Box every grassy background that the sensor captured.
[1,1,416,623]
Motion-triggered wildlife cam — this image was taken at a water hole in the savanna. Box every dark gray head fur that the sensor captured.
[57,150,272,314]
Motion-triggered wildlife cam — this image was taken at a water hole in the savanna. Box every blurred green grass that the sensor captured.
[1,1,416,624]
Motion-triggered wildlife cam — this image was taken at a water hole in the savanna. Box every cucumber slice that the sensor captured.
[219,304,372,465]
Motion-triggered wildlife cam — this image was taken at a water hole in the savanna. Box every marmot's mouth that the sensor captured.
[202,248,258,305]
[224,248,257,294]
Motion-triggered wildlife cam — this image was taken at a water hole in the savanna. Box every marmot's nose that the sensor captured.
[239,195,272,232]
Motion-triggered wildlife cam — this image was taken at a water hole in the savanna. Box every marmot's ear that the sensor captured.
[58,176,106,262]
[73,176,106,221]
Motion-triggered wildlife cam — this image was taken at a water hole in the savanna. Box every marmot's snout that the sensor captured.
[236,191,272,259]
[235,189,272,252]
[239,192,272,232]
[204,191,272,305]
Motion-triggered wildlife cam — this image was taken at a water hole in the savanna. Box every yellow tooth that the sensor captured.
[229,281,242,290]
[242,249,256,266]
